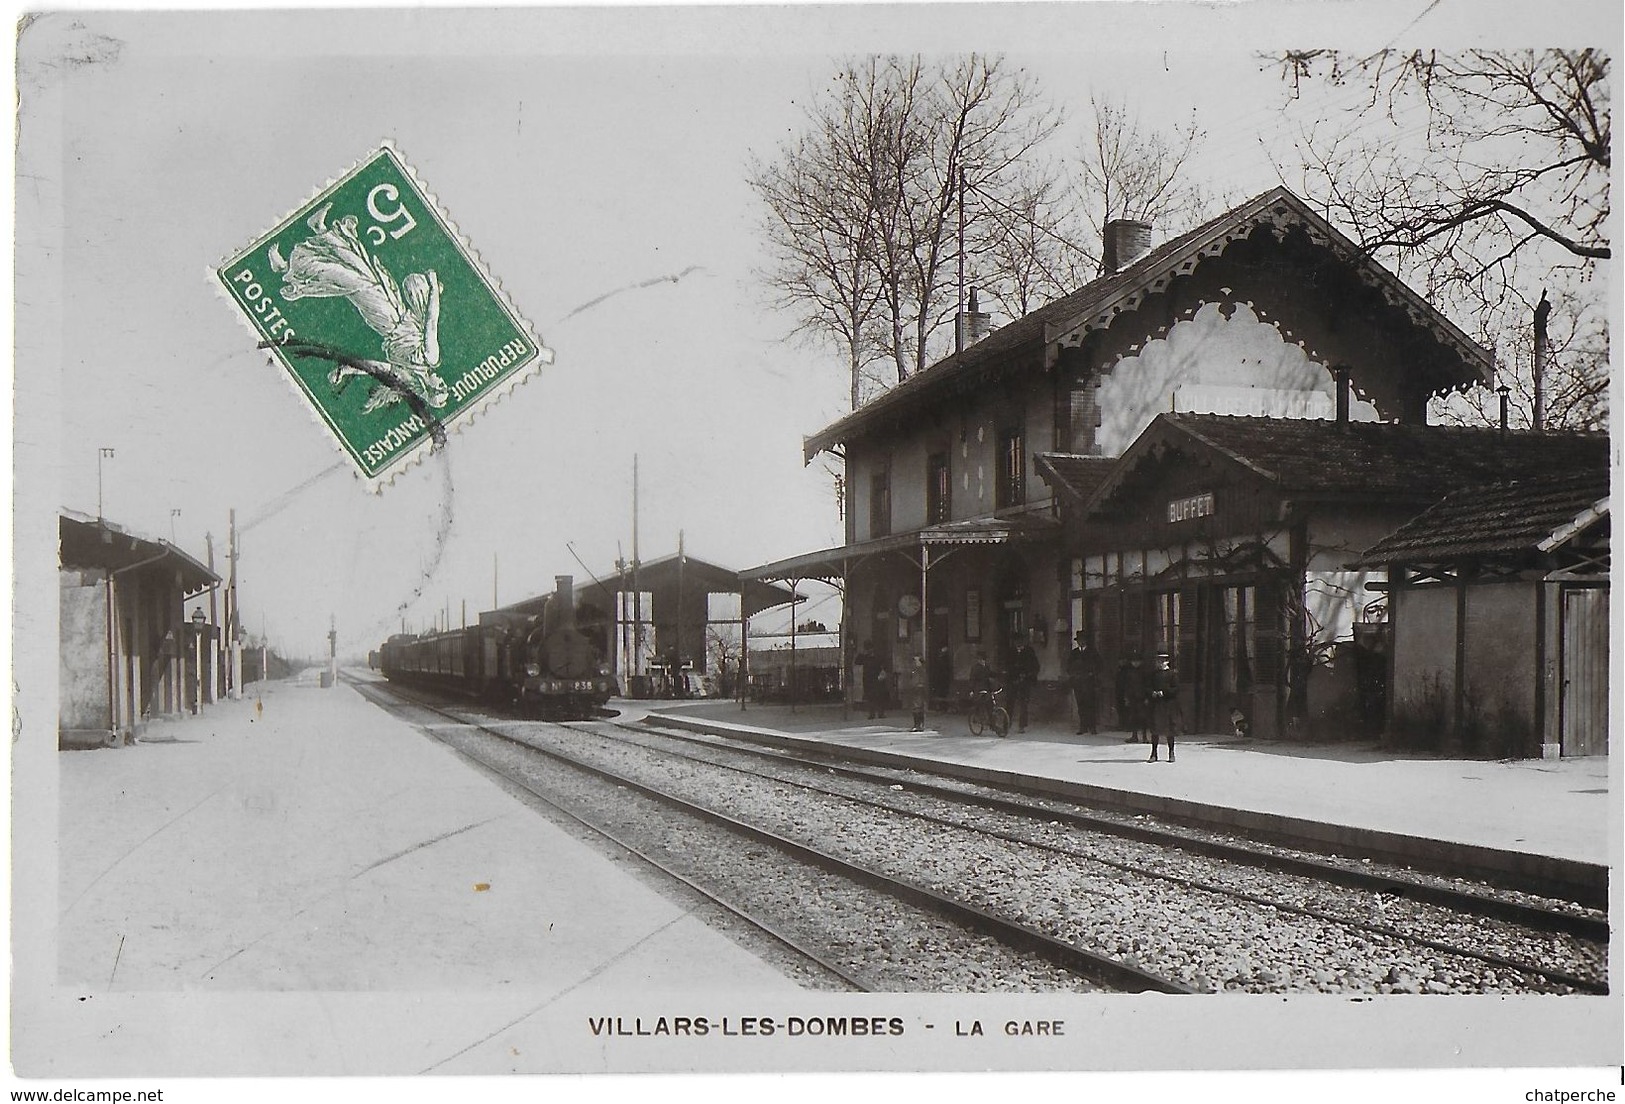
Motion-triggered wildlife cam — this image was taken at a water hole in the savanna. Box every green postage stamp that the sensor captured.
[215,143,551,486]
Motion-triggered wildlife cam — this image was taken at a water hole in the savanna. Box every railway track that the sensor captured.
[348,674,1188,993]
[574,718,1608,995]
[623,715,1608,940]
[350,674,1606,995]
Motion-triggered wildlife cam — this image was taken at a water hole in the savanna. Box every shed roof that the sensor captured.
[60,511,219,594]
[1033,453,1118,505]
[802,187,1493,462]
[501,554,800,620]
[744,512,1060,583]
[1073,414,1610,516]
[1355,470,1611,565]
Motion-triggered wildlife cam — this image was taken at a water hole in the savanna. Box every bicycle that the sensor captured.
[967,685,1011,737]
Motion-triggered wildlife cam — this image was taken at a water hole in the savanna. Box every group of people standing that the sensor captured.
[857,633,1180,760]
[1067,635,1180,762]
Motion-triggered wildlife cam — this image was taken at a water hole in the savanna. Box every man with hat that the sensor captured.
[1066,629,1102,735]
[1147,651,1181,762]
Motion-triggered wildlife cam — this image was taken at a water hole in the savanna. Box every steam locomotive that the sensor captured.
[378,575,617,719]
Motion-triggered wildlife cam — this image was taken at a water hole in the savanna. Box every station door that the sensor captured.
[1560,586,1609,757]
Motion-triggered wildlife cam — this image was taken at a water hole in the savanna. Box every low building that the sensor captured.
[59,512,220,747]
[1037,413,1608,744]
[1355,469,1610,758]
[495,554,796,697]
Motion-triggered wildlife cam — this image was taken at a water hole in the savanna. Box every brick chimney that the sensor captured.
[955,286,992,351]
[1100,219,1154,275]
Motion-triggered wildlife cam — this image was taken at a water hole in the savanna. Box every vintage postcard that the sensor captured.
[10,1,1620,1099]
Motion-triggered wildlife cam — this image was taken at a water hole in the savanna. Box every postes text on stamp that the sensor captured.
[216,143,551,485]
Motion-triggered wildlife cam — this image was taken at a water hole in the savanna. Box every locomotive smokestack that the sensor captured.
[544,574,577,641]
[554,574,575,629]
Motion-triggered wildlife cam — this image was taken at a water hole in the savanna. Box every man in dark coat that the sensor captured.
[1116,655,1148,743]
[858,641,887,719]
[929,643,953,708]
[1007,631,1041,733]
[1066,631,1102,735]
[1147,652,1180,762]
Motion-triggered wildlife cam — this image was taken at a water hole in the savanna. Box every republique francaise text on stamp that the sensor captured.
[215,143,552,486]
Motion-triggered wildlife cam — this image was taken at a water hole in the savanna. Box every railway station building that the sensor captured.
[743,186,1499,725]
[1037,414,1609,747]
[59,511,221,747]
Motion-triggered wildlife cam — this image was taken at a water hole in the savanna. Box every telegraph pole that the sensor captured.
[96,447,115,520]
[631,454,643,686]
[206,533,219,703]
[227,508,242,699]
[676,528,686,673]
[1533,290,1551,432]
[956,164,967,354]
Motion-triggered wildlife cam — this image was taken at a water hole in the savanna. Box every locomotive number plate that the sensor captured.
[214,142,552,488]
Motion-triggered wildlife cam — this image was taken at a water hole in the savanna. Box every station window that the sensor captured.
[869,462,891,538]
[927,452,951,525]
[996,427,1026,508]
[1220,585,1258,693]
[1154,590,1181,658]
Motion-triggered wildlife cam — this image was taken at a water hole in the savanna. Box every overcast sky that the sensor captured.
[17,1,1616,657]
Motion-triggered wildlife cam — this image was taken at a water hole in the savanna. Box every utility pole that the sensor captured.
[616,549,630,690]
[631,454,643,687]
[676,529,686,675]
[206,533,219,703]
[327,614,337,688]
[227,508,242,699]
[1533,290,1551,432]
[956,164,967,355]
[96,447,115,520]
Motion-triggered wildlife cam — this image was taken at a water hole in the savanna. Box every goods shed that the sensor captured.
[1357,470,1611,758]
[60,512,220,746]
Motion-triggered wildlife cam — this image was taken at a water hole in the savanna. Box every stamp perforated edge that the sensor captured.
[209,138,555,493]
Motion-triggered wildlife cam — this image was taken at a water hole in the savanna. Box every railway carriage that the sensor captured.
[379,575,617,718]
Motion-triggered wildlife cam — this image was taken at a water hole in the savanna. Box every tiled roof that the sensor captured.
[802,186,1492,461]
[1356,470,1611,564]
[1163,414,1610,500]
[1034,453,1117,504]
[60,511,219,591]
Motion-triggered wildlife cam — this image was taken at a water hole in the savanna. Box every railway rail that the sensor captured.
[580,719,1608,995]
[348,674,1188,993]
[626,716,1608,941]
[350,673,1606,995]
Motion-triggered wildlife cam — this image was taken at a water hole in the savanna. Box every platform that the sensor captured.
[634,698,1614,901]
[23,673,800,1077]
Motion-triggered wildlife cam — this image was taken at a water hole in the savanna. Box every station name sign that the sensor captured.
[1166,491,1215,524]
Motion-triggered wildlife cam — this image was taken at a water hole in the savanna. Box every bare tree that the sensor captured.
[1077,95,1211,274]
[1270,49,1610,429]
[968,160,1089,321]
[748,63,889,410]
[749,54,1062,402]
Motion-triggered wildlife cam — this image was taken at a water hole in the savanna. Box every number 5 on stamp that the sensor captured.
[214,143,551,487]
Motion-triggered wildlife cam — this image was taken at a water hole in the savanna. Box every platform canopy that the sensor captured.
[743,514,1059,584]
[501,553,800,619]
[60,510,218,595]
